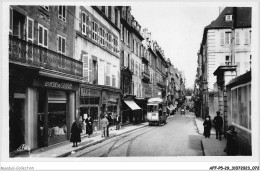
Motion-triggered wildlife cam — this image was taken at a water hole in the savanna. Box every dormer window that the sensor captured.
[225,15,232,22]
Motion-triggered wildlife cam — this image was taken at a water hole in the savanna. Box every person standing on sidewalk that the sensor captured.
[70,116,82,147]
[116,114,121,130]
[100,115,108,138]
[203,116,212,138]
[225,125,239,155]
[85,114,93,138]
[106,114,112,137]
[213,111,223,140]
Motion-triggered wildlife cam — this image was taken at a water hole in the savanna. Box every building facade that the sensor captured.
[74,6,121,131]
[9,5,83,152]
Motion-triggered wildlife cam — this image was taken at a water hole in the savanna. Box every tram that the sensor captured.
[147,97,167,126]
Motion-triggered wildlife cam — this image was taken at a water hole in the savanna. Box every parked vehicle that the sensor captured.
[147,98,167,126]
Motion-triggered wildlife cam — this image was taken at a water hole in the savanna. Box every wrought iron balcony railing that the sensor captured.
[9,35,83,77]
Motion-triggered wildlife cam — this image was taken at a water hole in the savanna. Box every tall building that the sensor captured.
[74,6,121,131]
[198,7,251,119]
[9,6,83,151]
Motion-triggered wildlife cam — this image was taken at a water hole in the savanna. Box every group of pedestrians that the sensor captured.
[70,110,122,148]
[203,111,238,155]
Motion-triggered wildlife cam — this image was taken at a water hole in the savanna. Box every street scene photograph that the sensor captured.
[1,1,259,170]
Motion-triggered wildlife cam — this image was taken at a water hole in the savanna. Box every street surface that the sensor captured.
[68,110,203,157]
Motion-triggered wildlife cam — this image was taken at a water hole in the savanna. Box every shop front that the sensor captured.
[9,65,81,154]
[79,85,101,132]
[101,87,121,126]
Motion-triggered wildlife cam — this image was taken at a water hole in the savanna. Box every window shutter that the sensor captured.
[82,54,89,82]
[58,36,61,52]
[38,26,43,45]
[89,57,92,83]
[81,12,85,34]
[142,64,144,73]
[235,31,239,44]
[245,30,249,44]
[10,7,13,34]
[220,32,224,45]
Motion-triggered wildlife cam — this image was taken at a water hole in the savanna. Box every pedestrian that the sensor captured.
[203,116,212,138]
[116,114,121,130]
[225,125,239,155]
[85,114,93,138]
[106,114,112,137]
[213,111,223,140]
[70,116,82,147]
[100,114,108,138]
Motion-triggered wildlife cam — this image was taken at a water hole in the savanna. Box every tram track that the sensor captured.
[76,126,159,157]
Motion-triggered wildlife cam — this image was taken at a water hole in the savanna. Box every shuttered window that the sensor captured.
[225,32,231,44]
[83,54,89,82]
[27,17,34,42]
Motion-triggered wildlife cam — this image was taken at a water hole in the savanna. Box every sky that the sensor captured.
[131,4,220,88]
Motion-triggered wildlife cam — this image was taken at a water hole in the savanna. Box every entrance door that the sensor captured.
[9,98,25,152]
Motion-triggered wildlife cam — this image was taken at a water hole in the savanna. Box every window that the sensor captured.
[108,6,112,20]
[131,59,134,72]
[225,55,231,65]
[128,31,131,46]
[106,33,113,50]
[57,35,66,54]
[113,36,118,53]
[101,6,106,13]
[245,30,250,44]
[99,27,105,46]
[92,21,98,42]
[115,8,118,27]
[124,52,128,67]
[112,75,116,87]
[10,7,13,34]
[82,12,88,35]
[41,5,49,11]
[38,24,48,48]
[82,54,89,82]
[106,63,111,86]
[235,31,240,44]
[58,6,66,22]
[135,61,138,75]
[132,39,135,52]
[225,15,232,22]
[225,32,231,45]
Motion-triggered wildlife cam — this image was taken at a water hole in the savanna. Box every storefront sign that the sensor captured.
[45,82,72,90]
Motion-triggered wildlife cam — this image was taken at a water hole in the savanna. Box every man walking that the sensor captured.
[100,115,108,138]
[213,111,223,140]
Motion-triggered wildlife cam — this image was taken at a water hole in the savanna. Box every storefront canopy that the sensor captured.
[124,101,141,110]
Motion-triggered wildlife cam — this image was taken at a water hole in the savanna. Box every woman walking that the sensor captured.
[85,114,93,138]
[203,116,212,138]
[70,116,82,147]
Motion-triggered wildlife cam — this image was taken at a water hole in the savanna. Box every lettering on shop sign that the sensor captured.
[45,82,72,90]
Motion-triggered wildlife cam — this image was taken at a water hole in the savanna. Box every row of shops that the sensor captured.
[9,65,151,152]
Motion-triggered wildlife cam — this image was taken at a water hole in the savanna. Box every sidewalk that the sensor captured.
[195,117,227,156]
[13,122,148,158]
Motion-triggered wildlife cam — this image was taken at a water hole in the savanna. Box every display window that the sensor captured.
[47,91,67,143]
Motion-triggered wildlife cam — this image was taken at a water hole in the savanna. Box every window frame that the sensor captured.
[38,23,48,48]
[57,34,66,55]
[41,5,49,11]
[82,11,88,36]
[58,6,66,22]
[225,32,231,45]
[92,21,98,42]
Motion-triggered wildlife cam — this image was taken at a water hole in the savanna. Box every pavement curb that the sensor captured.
[58,123,149,157]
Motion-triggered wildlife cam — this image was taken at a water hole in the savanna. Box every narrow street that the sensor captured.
[68,110,203,157]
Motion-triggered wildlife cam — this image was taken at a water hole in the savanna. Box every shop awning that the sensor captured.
[124,101,141,110]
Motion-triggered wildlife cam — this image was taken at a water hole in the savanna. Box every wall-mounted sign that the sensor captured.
[44,81,72,90]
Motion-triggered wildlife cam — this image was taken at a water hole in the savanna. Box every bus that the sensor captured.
[147,97,168,126]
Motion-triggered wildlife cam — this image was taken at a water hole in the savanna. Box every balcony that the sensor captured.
[9,35,83,78]
[142,71,150,82]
